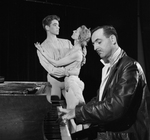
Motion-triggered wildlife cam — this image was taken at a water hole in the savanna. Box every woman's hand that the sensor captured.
[52,67,66,77]
[34,42,43,52]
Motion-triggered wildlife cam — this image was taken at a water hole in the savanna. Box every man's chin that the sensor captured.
[99,53,104,58]
[55,31,59,35]
[102,57,109,63]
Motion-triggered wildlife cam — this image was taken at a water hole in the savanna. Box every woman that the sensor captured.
[48,25,90,107]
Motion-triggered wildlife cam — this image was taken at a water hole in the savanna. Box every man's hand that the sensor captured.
[58,107,75,120]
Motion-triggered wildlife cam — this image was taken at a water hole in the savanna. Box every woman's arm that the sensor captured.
[47,50,82,67]
[35,43,66,77]
[37,50,65,77]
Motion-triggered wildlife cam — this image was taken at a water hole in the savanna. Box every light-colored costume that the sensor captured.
[62,47,85,108]
[64,75,85,109]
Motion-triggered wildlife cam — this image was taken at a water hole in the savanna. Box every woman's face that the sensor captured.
[71,27,81,40]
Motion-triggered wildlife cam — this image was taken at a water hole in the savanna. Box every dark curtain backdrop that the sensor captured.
[0,0,149,102]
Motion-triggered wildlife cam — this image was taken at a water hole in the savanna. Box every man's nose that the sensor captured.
[94,44,98,50]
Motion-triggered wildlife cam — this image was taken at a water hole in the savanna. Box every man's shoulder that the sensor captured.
[58,38,71,44]
[40,40,46,46]
[58,38,69,41]
[58,38,73,48]
[41,40,52,49]
[121,55,136,64]
[118,54,141,71]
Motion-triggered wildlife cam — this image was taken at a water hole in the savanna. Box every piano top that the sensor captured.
[0,81,51,95]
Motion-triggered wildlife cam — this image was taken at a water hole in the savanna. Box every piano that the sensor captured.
[0,81,72,140]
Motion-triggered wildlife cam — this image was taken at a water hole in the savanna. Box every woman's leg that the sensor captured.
[65,88,79,109]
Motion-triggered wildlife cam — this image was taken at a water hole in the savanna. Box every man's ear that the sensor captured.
[45,25,49,31]
[110,35,116,45]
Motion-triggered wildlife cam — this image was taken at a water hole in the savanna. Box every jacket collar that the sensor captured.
[101,49,126,100]
[100,47,122,67]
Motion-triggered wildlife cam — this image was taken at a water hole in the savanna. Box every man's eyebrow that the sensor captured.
[52,22,59,25]
[93,38,101,43]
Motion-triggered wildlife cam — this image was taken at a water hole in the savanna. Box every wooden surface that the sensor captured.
[0,81,52,140]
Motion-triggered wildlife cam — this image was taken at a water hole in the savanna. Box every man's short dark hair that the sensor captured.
[42,15,60,29]
[92,25,118,41]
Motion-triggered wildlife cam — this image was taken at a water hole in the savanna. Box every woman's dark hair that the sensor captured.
[42,15,60,30]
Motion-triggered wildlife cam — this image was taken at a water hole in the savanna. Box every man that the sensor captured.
[35,15,73,101]
[59,25,150,140]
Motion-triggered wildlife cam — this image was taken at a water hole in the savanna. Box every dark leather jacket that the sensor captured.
[75,50,150,140]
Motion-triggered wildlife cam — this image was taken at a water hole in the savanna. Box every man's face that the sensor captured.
[91,29,113,60]
[46,19,60,35]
